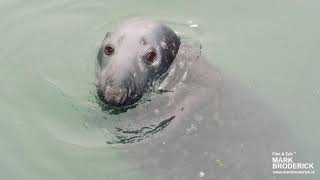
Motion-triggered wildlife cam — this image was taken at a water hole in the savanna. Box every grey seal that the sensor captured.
[95,18,296,180]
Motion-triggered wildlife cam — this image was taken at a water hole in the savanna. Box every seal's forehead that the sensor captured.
[110,19,163,41]
[116,19,161,32]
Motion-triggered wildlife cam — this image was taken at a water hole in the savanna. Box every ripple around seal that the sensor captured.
[110,115,175,144]
[84,90,177,145]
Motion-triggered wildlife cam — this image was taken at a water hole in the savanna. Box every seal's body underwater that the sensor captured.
[96,18,295,180]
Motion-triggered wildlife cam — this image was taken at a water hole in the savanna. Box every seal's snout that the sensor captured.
[97,69,140,107]
[102,85,128,106]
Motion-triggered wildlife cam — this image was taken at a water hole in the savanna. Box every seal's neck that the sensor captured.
[155,43,201,92]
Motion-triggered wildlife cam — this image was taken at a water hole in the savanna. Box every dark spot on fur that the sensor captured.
[117,35,125,45]
[140,37,147,46]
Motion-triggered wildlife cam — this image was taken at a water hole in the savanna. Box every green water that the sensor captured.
[0,0,319,179]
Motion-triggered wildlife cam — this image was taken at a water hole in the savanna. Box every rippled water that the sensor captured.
[1,0,319,179]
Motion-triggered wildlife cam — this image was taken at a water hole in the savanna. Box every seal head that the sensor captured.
[97,18,180,107]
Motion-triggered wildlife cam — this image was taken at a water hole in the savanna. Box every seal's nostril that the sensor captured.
[97,88,105,101]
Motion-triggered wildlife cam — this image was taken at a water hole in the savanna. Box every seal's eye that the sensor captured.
[104,45,114,55]
[145,50,157,64]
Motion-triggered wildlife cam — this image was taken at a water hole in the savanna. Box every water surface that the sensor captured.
[0,0,319,179]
